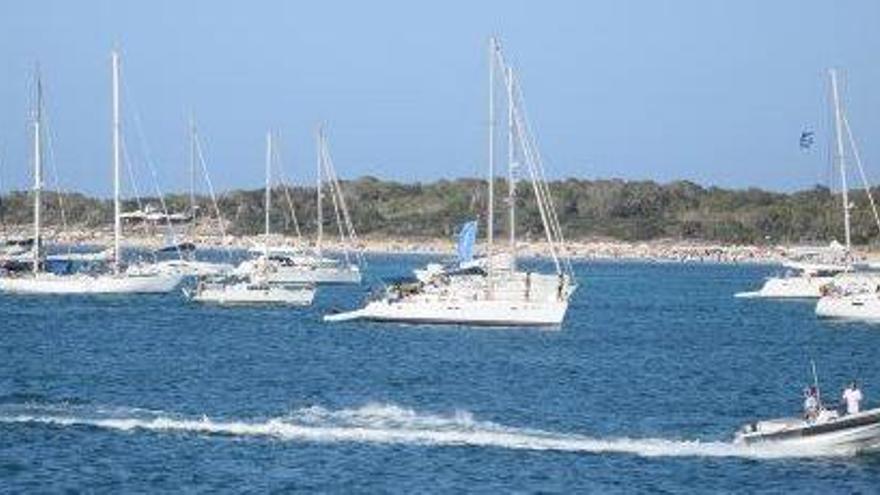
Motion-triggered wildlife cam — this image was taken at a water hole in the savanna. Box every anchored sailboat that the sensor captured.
[325,38,577,326]
[188,132,315,305]
[736,69,872,300]
[237,125,362,284]
[0,51,184,294]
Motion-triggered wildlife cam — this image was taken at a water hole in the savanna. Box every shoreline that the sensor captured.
[3,226,801,265]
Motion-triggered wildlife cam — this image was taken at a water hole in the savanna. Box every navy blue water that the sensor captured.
[2,256,880,493]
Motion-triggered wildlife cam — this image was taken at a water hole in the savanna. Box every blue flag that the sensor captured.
[456,221,478,265]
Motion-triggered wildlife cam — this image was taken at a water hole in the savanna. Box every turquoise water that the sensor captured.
[1,256,879,493]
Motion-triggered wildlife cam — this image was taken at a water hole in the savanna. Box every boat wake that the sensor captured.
[0,401,853,459]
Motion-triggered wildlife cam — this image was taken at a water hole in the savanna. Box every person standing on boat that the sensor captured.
[804,386,820,421]
[842,381,863,415]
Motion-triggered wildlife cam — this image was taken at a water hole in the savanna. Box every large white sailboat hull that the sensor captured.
[0,272,184,294]
[816,293,880,321]
[325,298,569,326]
[736,275,835,299]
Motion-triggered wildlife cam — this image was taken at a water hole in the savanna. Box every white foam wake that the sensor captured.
[0,402,846,459]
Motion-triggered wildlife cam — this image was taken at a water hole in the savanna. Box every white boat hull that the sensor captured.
[235,259,361,285]
[325,298,569,326]
[816,293,880,321]
[267,265,361,285]
[736,409,880,455]
[0,272,184,294]
[152,259,235,277]
[736,275,835,299]
[189,283,315,305]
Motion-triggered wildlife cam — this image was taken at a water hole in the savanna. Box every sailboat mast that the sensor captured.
[487,37,496,297]
[506,65,516,267]
[830,69,852,251]
[316,125,324,254]
[32,69,43,274]
[264,131,272,259]
[189,115,196,217]
[112,50,122,274]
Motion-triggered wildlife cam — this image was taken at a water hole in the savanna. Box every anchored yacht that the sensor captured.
[326,38,577,327]
[0,53,183,294]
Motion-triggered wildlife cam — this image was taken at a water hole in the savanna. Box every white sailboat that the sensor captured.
[737,69,865,300]
[151,118,235,278]
[813,69,880,319]
[236,126,362,284]
[187,132,315,305]
[325,38,577,327]
[0,51,184,294]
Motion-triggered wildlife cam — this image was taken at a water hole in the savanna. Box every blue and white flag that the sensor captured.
[800,130,815,149]
[456,220,478,265]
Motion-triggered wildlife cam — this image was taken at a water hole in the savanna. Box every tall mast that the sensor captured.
[189,114,196,217]
[264,131,272,259]
[830,69,851,251]
[32,67,43,274]
[487,37,496,297]
[316,125,324,254]
[112,50,122,274]
[506,64,516,268]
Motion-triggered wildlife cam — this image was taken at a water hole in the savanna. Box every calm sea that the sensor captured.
[1,255,879,493]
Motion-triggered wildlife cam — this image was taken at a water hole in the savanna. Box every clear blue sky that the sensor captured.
[1,0,878,197]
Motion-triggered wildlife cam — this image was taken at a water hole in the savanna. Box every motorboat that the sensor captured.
[735,407,880,454]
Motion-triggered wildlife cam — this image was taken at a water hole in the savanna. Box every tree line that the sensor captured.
[1,177,876,245]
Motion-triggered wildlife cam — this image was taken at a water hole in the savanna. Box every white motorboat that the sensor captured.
[736,363,880,455]
[186,277,315,305]
[735,407,880,454]
[326,39,577,327]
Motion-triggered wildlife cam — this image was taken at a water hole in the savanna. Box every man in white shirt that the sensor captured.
[803,387,819,421]
[842,381,863,415]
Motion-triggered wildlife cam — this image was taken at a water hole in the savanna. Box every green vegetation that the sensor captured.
[1,177,877,245]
